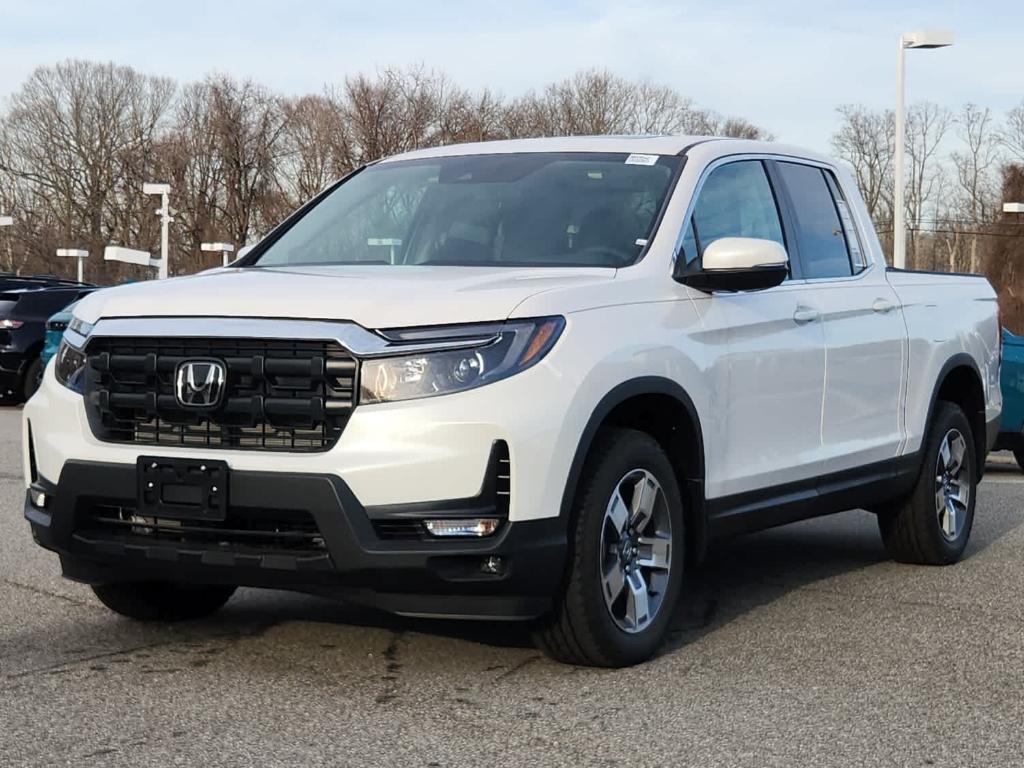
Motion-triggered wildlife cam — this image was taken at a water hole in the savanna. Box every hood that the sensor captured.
[73,265,616,329]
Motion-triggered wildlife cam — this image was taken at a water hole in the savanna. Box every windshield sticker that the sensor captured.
[624,154,659,166]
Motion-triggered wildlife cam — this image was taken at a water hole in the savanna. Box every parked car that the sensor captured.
[23,136,1001,666]
[40,301,78,368]
[2,282,93,402]
[34,300,81,394]
[994,328,1024,469]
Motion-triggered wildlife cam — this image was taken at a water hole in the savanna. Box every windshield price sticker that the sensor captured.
[624,154,659,166]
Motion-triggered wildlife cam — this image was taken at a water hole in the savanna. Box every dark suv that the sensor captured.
[0,275,94,402]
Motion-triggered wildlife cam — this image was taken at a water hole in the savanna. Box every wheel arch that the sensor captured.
[925,353,987,479]
[559,377,708,564]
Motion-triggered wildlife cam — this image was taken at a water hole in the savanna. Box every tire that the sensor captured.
[1013,448,1024,474]
[878,401,977,565]
[22,358,42,401]
[91,582,236,621]
[534,428,685,667]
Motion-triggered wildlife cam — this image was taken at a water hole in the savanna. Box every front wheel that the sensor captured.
[92,582,236,621]
[534,428,685,667]
[22,358,42,401]
[878,401,976,565]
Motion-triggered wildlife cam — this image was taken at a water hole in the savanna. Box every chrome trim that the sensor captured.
[80,317,499,358]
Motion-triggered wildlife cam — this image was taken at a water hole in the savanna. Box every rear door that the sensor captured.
[773,160,905,473]
[680,159,827,499]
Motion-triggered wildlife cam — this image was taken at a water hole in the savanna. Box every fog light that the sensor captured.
[424,518,501,537]
[480,556,504,574]
[29,488,48,509]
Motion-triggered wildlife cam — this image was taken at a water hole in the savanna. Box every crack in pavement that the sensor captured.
[375,630,404,705]
[6,632,247,681]
[0,577,101,611]
[493,654,542,682]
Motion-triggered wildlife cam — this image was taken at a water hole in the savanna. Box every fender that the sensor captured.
[557,376,708,559]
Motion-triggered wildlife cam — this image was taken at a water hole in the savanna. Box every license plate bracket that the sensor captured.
[137,456,229,521]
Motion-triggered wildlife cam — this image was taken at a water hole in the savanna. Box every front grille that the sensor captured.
[84,337,357,452]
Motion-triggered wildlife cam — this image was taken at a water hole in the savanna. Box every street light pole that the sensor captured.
[893,29,954,270]
[0,215,12,273]
[56,249,89,283]
[201,241,235,267]
[143,183,173,279]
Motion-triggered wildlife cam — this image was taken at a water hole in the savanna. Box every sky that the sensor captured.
[0,0,1019,153]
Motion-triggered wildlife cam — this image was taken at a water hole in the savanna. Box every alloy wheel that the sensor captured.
[599,468,673,633]
[935,428,970,541]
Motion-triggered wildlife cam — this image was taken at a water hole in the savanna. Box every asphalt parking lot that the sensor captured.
[3,406,1024,767]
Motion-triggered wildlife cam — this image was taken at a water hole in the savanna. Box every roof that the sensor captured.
[380,135,717,163]
[379,135,836,167]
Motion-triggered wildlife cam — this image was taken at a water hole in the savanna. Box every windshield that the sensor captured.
[251,152,682,269]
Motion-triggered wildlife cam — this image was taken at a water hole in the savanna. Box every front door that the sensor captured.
[680,159,827,500]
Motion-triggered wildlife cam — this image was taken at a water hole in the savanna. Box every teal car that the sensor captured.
[996,328,1024,469]
[35,301,78,392]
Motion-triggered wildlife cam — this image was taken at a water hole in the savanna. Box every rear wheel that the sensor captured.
[534,428,685,667]
[91,582,236,621]
[878,401,976,565]
[1013,448,1024,473]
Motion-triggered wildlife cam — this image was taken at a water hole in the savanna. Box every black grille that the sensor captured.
[77,504,327,554]
[84,337,357,452]
[72,504,332,571]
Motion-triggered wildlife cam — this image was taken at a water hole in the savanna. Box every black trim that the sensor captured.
[679,263,788,293]
[887,267,988,279]
[26,459,564,620]
[922,353,988,476]
[705,452,921,537]
[763,159,805,281]
[365,440,509,520]
[559,377,705,522]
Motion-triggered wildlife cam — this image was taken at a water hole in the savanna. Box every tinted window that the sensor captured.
[683,160,785,263]
[252,153,682,269]
[777,162,853,279]
[824,172,867,272]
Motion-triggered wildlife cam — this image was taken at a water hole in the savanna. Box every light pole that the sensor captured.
[143,183,173,279]
[56,248,88,283]
[104,246,158,272]
[893,29,954,269]
[0,214,12,273]
[201,241,235,267]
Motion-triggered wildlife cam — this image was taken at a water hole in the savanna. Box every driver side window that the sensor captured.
[681,160,786,265]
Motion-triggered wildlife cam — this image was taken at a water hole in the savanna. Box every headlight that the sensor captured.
[54,339,87,393]
[360,316,564,404]
[67,316,94,336]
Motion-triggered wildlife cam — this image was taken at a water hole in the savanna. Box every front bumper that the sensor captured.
[26,460,566,620]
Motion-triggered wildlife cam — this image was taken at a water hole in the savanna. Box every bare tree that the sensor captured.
[0,60,174,279]
[831,105,894,228]
[903,102,952,266]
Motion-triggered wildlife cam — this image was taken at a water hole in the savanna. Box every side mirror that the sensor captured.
[675,237,789,292]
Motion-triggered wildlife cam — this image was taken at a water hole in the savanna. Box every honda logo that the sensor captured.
[175,360,226,408]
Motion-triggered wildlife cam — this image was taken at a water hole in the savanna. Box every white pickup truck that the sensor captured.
[24,136,1001,667]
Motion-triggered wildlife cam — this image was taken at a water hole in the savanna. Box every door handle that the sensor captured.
[872,298,895,314]
[793,306,820,325]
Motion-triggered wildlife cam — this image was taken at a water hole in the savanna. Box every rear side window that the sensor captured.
[682,160,785,263]
[776,162,859,279]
